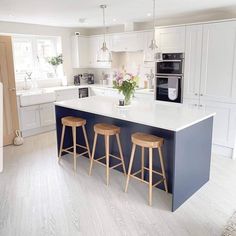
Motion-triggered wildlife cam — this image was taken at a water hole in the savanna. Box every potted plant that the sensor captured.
[113,72,138,105]
[47,54,63,76]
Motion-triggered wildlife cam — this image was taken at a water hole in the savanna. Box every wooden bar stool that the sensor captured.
[125,132,168,206]
[58,116,91,171]
[89,123,126,186]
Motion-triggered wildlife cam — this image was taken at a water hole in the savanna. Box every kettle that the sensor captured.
[13,130,24,146]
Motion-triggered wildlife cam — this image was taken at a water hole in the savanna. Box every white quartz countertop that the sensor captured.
[54,96,215,132]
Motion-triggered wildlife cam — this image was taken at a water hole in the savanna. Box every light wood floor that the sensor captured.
[1,131,236,236]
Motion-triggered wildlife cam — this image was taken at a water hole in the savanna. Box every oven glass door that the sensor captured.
[156,76,182,103]
[156,61,182,75]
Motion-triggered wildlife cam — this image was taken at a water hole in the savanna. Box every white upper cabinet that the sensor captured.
[155,26,186,52]
[111,32,144,52]
[200,21,236,103]
[71,36,89,68]
[184,25,203,99]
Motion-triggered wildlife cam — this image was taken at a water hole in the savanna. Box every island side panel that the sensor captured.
[55,105,175,194]
[172,117,213,211]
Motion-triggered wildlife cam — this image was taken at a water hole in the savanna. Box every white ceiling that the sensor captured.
[0,0,236,28]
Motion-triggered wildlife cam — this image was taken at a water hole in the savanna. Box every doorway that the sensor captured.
[0,36,19,145]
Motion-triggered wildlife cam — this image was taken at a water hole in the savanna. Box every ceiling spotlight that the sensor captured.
[113,19,117,22]
[147,13,152,17]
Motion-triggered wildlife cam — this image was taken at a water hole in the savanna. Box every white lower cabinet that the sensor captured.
[40,103,55,127]
[19,102,55,137]
[20,105,41,131]
[184,99,236,153]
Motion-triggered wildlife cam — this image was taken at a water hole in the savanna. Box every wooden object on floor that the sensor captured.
[89,123,126,186]
[58,116,91,171]
[0,36,19,146]
[125,132,168,206]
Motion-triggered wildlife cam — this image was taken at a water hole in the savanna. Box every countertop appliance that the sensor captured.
[74,74,82,85]
[155,53,184,103]
[82,73,95,84]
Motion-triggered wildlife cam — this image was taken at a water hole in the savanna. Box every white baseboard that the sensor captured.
[212,144,234,159]
[22,125,56,138]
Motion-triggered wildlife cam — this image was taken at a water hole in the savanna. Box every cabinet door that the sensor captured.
[184,25,203,99]
[71,36,89,68]
[200,21,236,103]
[90,88,106,96]
[111,32,144,52]
[40,103,55,127]
[155,26,186,52]
[20,105,40,131]
[200,99,235,148]
[55,89,78,102]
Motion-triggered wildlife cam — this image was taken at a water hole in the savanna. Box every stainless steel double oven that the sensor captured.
[155,53,184,103]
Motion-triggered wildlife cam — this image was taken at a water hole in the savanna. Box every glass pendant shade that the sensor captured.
[97,42,112,62]
[144,39,162,62]
[97,5,112,63]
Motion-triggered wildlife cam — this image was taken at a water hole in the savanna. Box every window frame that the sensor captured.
[12,35,63,82]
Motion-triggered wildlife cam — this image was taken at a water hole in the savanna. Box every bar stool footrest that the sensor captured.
[130,168,166,187]
[62,145,89,158]
[93,154,123,170]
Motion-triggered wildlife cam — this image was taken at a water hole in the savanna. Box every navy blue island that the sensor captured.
[55,96,215,212]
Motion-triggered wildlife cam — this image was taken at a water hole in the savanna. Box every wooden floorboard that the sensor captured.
[0,131,236,236]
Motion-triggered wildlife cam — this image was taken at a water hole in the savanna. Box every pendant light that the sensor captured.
[97,5,112,62]
[144,0,162,62]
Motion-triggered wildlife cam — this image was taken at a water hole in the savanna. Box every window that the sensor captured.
[12,36,63,81]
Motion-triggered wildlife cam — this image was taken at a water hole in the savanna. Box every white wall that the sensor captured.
[0,21,88,86]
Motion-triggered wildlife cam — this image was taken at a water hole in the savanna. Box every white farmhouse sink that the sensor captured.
[20,90,56,107]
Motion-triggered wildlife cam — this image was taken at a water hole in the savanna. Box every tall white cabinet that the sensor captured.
[184,20,236,158]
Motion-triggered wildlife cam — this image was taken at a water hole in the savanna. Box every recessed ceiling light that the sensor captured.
[147,13,152,17]
[113,19,117,22]
[8,14,14,17]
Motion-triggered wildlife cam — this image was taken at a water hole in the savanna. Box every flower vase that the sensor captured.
[123,91,132,105]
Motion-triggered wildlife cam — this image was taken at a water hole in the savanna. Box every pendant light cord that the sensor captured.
[153,0,156,40]
[103,6,106,43]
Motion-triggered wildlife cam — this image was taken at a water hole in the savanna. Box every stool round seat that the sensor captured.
[94,123,120,136]
[61,116,86,127]
[132,132,164,148]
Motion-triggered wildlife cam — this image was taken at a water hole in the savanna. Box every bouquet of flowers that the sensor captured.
[113,72,139,105]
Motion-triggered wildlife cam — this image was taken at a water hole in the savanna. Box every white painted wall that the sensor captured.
[0,21,88,86]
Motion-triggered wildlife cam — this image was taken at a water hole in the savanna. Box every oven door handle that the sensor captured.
[156,75,183,79]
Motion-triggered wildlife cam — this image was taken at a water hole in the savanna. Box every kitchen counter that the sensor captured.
[55,96,215,212]
[16,84,154,96]
[55,96,214,132]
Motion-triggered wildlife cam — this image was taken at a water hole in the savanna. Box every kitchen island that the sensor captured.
[55,96,215,212]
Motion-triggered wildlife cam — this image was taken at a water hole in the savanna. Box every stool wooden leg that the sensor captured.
[82,125,91,159]
[72,126,77,171]
[149,148,153,206]
[58,125,66,163]
[116,134,126,175]
[105,135,110,186]
[89,133,98,176]
[158,147,168,193]
[125,144,136,193]
[141,147,144,180]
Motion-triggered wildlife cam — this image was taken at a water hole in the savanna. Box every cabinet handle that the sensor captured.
[194,93,198,96]
[194,104,198,106]
[199,104,203,107]
[200,94,203,96]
